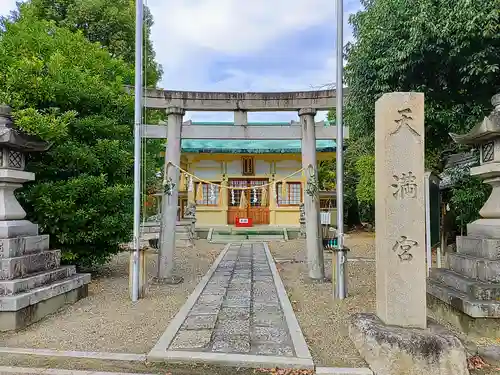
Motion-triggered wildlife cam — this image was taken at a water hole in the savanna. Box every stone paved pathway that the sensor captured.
[171,242,294,355]
[148,242,313,369]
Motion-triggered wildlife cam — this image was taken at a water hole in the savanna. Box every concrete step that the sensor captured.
[0,266,76,297]
[448,253,500,283]
[0,273,91,312]
[0,250,61,280]
[0,235,50,258]
[429,268,500,300]
[427,279,500,318]
[456,235,500,260]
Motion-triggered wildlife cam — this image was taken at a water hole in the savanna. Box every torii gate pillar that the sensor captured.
[299,108,325,280]
[158,106,184,282]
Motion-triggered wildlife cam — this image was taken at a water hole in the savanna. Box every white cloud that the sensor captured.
[0,0,18,17]
[1,0,361,121]
[150,0,336,55]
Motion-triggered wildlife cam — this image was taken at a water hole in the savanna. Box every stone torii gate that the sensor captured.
[141,89,346,282]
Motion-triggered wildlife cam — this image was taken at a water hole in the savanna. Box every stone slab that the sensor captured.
[467,219,500,238]
[0,249,61,280]
[0,220,38,239]
[0,273,91,311]
[448,253,500,282]
[0,283,88,331]
[0,265,76,296]
[182,314,218,330]
[374,92,427,329]
[169,330,212,350]
[0,235,50,258]
[427,293,500,339]
[456,235,500,260]
[427,279,500,318]
[429,268,500,300]
[348,313,468,375]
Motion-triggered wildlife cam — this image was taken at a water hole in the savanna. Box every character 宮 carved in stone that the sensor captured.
[390,108,420,137]
[391,172,417,199]
[392,236,417,261]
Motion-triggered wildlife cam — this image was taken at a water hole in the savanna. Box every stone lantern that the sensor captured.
[0,105,90,331]
[427,94,500,338]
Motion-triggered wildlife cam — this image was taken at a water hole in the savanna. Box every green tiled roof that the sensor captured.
[181,121,336,154]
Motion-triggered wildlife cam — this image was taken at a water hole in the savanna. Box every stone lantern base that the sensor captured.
[0,227,91,331]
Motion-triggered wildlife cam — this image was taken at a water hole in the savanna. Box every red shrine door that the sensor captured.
[227,179,270,225]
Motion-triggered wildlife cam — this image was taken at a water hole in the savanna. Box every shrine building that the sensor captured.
[172,120,340,227]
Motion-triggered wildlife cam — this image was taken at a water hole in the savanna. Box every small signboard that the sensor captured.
[320,212,331,225]
[235,217,253,227]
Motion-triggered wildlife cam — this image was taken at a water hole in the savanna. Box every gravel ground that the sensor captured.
[268,232,376,368]
[0,241,225,354]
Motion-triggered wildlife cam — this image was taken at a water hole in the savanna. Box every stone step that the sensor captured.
[0,235,50,258]
[456,236,500,260]
[448,253,500,283]
[429,268,500,300]
[176,232,192,240]
[247,234,285,240]
[427,279,500,318]
[0,250,61,280]
[0,266,76,297]
[0,273,91,312]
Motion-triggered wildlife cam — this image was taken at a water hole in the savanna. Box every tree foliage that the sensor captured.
[26,0,162,86]
[0,2,162,268]
[345,0,500,155]
[336,0,500,226]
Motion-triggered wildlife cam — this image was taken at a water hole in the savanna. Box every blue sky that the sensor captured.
[0,0,362,122]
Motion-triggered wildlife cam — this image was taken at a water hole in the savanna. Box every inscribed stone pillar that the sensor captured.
[158,106,184,281]
[375,92,426,329]
[299,108,324,280]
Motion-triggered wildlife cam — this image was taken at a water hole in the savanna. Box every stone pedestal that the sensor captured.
[349,314,468,375]
[0,105,90,331]
[428,94,500,338]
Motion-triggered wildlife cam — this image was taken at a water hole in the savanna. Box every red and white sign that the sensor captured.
[235,217,253,227]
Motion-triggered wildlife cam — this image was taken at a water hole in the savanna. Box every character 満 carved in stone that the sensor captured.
[391,171,417,199]
[390,108,420,137]
[392,235,417,262]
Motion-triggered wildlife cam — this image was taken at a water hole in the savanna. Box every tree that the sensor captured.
[345,0,500,155]
[25,0,162,86]
[342,0,500,225]
[0,4,162,268]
